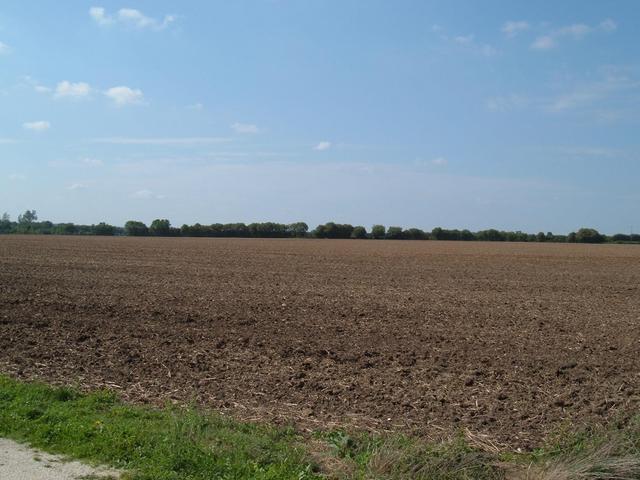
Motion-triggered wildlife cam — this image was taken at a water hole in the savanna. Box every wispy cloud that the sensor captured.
[131,189,165,199]
[54,81,92,99]
[486,94,530,112]
[8,173,26,181]
[23,120,51,132]
[81,157,104,167]
[314,141,332,151]
[231,122,260,134]
[104,86,144,106]
[90,6,176,30]
[0,138,18,144]
[531,19,617,50]
[67,183,88,190]
[0,41,11,55]
[91,137,231,145]
[433,27,498,57]
[187,103,204,111]
[545,67,639,113]
[431,157,448,166]
[502,21,530,38]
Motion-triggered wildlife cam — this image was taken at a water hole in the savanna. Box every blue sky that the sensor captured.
[1,1,639,233]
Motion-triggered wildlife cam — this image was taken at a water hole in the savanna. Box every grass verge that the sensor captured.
[1,375,640,479]
[0,375,318,479]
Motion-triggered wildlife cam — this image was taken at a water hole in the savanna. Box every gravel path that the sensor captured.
[0,438,120,480]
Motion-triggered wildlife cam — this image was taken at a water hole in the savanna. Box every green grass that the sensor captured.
[0,376,319,479]
[2,375,640,480]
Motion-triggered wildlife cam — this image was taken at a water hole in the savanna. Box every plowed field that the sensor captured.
[1,236,639,449]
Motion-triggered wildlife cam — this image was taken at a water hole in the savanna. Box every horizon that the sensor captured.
[2,1,639,234]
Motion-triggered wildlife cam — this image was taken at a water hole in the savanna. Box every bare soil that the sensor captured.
[1,236,639,449]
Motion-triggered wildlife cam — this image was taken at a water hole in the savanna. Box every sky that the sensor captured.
[1,1,639,233]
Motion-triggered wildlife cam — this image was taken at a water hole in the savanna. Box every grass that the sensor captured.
[1,375,640,480]
[0,375,319,479]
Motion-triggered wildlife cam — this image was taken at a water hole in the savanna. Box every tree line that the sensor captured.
[1,210,638,244]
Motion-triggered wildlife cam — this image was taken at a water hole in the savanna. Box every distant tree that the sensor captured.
[16,210,38,233]
[567,232,577,243]
[575,228,605,244]
[351,226,367,239]
[0,212,13,234]
[460,229,474,241]
[124,220,149,236]
[476,229,506,242]
[287,222,309,238]
[18,210,37,225]
[54,223,77,235]
[403,228,427,240]
[386,226,404,240]
[371,225,386,239]
[149,219,172,236]
[536,232,546,242]
[313,224,326,238]
[611,233,630,242]
[93,222,116,236]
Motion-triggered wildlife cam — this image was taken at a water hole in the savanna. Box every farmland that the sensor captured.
[1,235,639,450]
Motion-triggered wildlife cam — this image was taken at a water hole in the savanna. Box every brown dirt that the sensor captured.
[1,236,639,449]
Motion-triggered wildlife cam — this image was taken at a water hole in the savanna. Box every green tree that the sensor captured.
[575,228,605,244]
[93,222,116,236]
[18,210,37,224]
[149,219,172,236]
[386,226,404,239]
[0,213,12,234]
[54,223,77,235]
[351,226,367,239]
[287,222,309,238]
[404,228,427,240]
[124,220,149,236]
[16,210,38,233]
[371,225,386,239]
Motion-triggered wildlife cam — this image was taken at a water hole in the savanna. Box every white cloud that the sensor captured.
[0,41,10,55]
[104,86,144,106]
[532,19,617,51]
[23,120,50,132]
[131,189,165,199]
[433,27,497,57]
[8,173,26,180]
[531,35,556,50]
[431,157,448,166]
[81,157,103,167]
[600,19,617,32]
[90,6,176,30]
[545,67,640,113]
[91,137,230,145]
[231,122,260,134]
[480,44,498,57]
[35,85,52,93]
[89,7,113,25]
[187,103,204,110]
[67,183,88,190]
[486,94,530,112]
[54,81,91,99]
[453,35,474,45]
[314,141,331,151]
[502,21,530,37]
